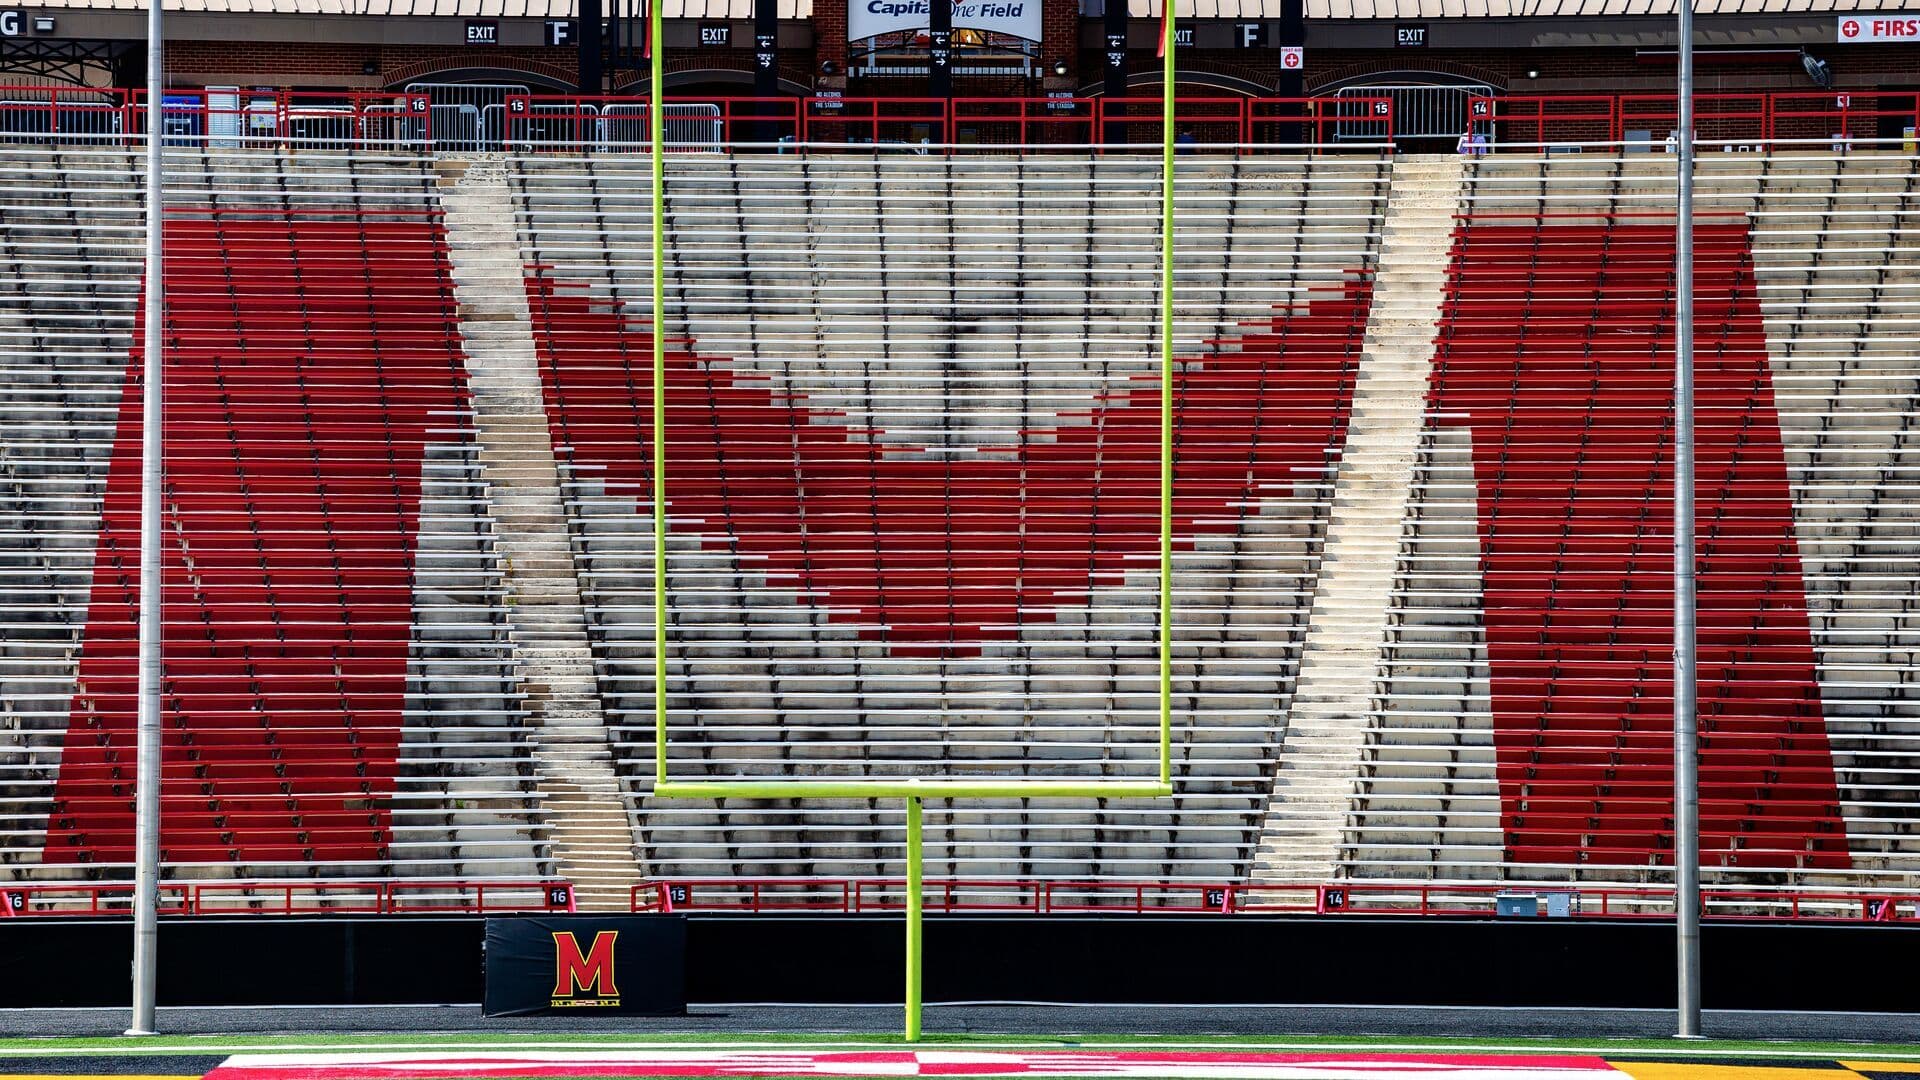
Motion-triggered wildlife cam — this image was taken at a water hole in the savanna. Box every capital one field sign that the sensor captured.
[849,0,1041,41]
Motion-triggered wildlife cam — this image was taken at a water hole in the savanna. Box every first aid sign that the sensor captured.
[1839,16,1920,42]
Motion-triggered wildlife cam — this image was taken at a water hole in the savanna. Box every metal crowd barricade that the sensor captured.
[120,89,432,150]
[1335,84,1486,145]
[505,96,747,152]
[0,88,127,143]
[406,81,529,151]
[601,103,724,150]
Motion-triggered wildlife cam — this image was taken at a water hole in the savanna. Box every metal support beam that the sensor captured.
[1275,0,1304,142]
[579,0,603,93]
[1103,0,1126,144]
[1674,0,1703,1042]
[927,0,951,102]
[753,0,778,97]
[127,0,164,1040]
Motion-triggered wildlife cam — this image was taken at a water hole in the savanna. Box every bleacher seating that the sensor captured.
[2,147,546,884]
[6,134,1920,901]
[0,146,140,874]
[1353,151,1920,890]
[513,154,1389,880]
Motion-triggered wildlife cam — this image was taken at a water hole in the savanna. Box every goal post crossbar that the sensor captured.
[651,779,1178,800]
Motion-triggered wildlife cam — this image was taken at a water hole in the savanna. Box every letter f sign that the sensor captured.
[552,931,619,997]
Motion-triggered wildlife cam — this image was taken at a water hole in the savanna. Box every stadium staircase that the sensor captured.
[1250,154,1465,883]
[439,157,645,911]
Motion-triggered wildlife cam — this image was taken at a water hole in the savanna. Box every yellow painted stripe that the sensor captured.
[1841,1064,1920,1074]
[1612,1065,1864,1080]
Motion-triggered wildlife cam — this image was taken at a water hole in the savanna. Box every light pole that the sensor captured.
[1673,0,1702,1041]
[127,0,166,1038]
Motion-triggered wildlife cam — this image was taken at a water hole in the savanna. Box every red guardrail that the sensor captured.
[5,87,1917,154]
[490,94,1395,151]
[0,879,576,917]
[0,88,1389,151]
[636,878,1920,924]
[1465,90,1920,148]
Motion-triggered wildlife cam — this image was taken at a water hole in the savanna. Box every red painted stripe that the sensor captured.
[46,214,469,867]
[1435,221,1846,872]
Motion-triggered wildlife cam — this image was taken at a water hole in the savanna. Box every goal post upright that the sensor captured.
[645,7,1180,1039]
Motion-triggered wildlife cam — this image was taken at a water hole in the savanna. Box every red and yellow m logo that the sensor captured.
[551,930,619,998]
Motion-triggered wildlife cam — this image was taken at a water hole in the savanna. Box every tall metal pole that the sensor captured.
[127,0,166,1038]
[1155,0,1176,791]
[1673,0,1702,1041]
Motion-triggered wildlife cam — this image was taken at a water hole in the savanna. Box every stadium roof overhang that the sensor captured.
[0,0,1902,53]
[9,0,1914,20]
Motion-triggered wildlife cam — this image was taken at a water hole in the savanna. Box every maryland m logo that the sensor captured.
[550,930,620,1007]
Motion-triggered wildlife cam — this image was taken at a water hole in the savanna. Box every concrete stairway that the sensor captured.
[439,157,647,911]
[1250,154,1465,883]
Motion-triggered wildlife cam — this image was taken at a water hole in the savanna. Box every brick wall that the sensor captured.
[151,29,1920,106]
[815,0,848,76]
[166,41,577,90]
[1042,0,1077,83]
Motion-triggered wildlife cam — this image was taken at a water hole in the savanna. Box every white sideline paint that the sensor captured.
[205,1048,1621,1080]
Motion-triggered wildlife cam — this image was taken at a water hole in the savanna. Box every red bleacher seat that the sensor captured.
[525,270,1374,653]
[1435,220,1848,870]
[43,209,471,866]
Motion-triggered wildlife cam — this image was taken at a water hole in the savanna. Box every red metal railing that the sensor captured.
[502,94,1392,152]
[635,878,1920,924]
[1466,90,1920,148]
[6,87,1918,154]
[0,879,575,917]
[119,89,434,147]
[0,88,1389,152]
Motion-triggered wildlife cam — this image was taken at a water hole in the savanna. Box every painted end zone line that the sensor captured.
[205,1049,1625,1079]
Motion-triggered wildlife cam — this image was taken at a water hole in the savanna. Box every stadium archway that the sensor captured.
[614,68,812,97]
[1090,69,1276,99]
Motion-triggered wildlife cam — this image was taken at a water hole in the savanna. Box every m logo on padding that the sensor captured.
[551,930,620,1006]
